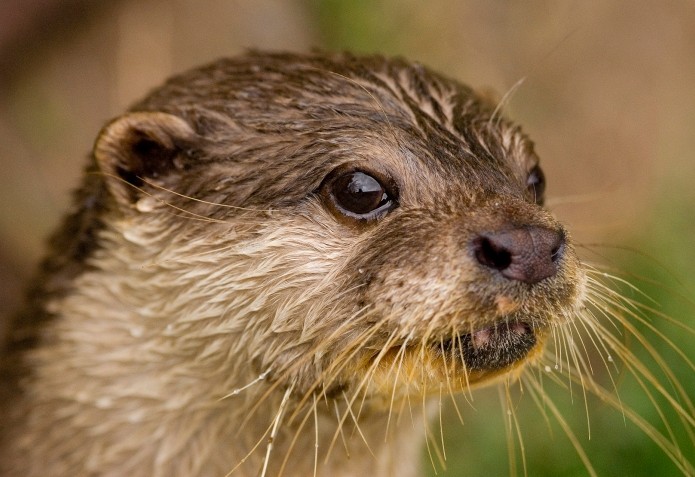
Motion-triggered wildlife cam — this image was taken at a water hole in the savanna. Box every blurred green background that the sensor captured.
[0,1,693,475]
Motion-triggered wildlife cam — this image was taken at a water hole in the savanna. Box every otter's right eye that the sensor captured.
[526,165,546,205]
[322,170,398,222]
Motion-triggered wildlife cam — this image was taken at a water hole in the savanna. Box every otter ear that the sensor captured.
[94,112,197,204]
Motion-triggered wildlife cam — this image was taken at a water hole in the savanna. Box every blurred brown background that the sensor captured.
[1,1,693,475]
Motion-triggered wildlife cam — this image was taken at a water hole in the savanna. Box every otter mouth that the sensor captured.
[439,320,537,372]
[351,320,541,402]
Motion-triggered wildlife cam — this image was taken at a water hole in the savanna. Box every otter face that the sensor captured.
[93,52,585,408]
[311,110,584,401]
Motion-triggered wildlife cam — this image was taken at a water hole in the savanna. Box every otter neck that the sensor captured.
[3,213,428,476]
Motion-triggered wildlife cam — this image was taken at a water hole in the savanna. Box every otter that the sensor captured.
[0,51,689,477]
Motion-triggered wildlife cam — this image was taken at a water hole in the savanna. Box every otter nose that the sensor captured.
[472,226,565,284]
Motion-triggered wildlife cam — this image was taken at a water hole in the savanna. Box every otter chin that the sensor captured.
[345,319,547,405]
[1,51,586,477]
[452,319,538,372]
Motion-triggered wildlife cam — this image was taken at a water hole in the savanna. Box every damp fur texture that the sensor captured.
[0,51,692,477]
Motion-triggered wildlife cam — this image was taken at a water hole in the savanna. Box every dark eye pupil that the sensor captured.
[333,171,387,214]
[527,165,546,205]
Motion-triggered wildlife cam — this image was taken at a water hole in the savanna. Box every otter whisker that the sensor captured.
[539,281,695,474]
[487,76,526,130]
[573,304,621,376]
[224,395,288,476]
[563,320,594,437]
[589,300,695,424]
[140,176,276,213]
[523,365,556,435]
[219,371,269,400]
[598,327,695,429]
[289,311,389,421]
[555,319,574,389]
[349,327,404,422]
[588,278,695,351]
[455,331,475,407]
[585,262,683,312]
[259,383,294,477]
[385,336,413,438]
[444,327,466,424]
[321,398,353,468]
[534,365,695,476]
[524,376,599,477]
[499,381,527,477]
[313,394,319,477]
[96,171,233,224]
[242,306,382,427]
[438,383,446,462]
[333,400,351,458]
[277,396,316,477]
[549,319,563,371]
[319,325,400,461]
[341,391,375,458]
[583,290,625,337]
[392,335,419,427]
[567,314,596,376]
[436,329,464,430]
[421,382,447,474]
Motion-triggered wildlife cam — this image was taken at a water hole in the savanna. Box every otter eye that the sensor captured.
[323,170,397,221]
[526,165,546,205]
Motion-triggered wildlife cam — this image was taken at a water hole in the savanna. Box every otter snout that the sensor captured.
[472,226,565,284]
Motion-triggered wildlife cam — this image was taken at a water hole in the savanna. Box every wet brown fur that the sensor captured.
[1,51,685,476]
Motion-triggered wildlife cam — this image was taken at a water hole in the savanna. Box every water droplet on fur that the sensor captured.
[554,364,559,370]
[128,410,144,423]
[123,229,146,244]
[96,397,113,409]
[544,365,552,372]
[358,268,364,274]
[173,156,185,169]
[607,355,614,362]
[135,197,156,212]
[46,300,60,314]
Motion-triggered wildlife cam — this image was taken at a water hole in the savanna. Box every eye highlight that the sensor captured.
[321,168,398,222]
[526,165,546,205]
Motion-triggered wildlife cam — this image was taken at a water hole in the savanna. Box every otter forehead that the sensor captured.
[131,52,535,210]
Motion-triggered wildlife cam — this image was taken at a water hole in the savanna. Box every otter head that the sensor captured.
[90,52,584,414]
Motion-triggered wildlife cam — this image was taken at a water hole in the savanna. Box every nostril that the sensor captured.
[473,236,512,271]
[472,226,565,284]
[551,241,564,263]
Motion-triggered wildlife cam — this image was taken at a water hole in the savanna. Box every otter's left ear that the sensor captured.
[94,111,197,204]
